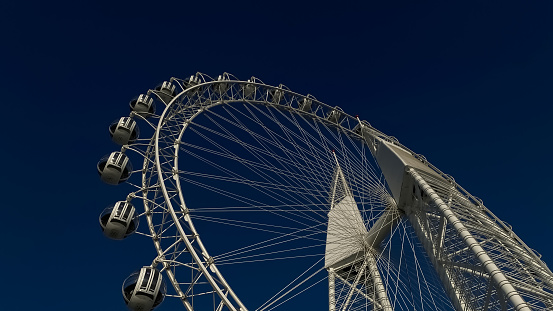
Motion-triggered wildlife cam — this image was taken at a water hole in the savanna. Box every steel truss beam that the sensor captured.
[329,268,336,311]
[408,168,531,311]
[407,210,469,311]
[333,270,382,309]
[330,250,393,311]
[137,76,553,311]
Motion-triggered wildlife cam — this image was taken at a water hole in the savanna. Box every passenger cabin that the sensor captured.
[99,201,137,240]
[270,89,284,104]
[298,98,312,112]
[242,80,256,98]
[123,267,166,311]
[184,75,202,95]
[326,107,343,124]
[97,152,133,185]
[155,81,176,104]
[109,117,139,145]
[130,94,155,117]
[213,75,229,94]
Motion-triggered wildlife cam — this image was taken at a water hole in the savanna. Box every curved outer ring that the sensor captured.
[145,78,551,311]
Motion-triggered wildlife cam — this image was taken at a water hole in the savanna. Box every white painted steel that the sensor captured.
[328,269,336,311]
[408,168,531,311]
[365,250,393,311]
[153,94,247,311]
[98,73,553,311]
[407,210,468,311]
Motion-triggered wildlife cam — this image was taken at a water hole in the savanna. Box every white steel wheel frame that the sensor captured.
[120,73,553,311]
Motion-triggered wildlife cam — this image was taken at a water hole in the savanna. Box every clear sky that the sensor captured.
[1,1,552,310]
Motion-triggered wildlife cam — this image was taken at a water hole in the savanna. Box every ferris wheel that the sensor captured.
[97,72,553,311]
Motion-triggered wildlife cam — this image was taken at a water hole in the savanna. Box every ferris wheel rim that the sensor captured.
[148,79,392,310]
[126,74,553,311]
[152,92,240,310]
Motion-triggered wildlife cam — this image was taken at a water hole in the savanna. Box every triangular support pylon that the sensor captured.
[325,155,393,311]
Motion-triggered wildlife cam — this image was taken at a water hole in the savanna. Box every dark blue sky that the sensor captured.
[1,1,552,310]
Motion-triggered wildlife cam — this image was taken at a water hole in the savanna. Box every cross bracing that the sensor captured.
[100,73,553,311]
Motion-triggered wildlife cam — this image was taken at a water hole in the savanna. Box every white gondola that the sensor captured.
[97,152,133,185]
[123,267,166,311]
[99,201,138,240]
[130,94,155,117]
[242,80,256,98]
[269,88,284,104]
[298,97,312,112]
[184,75,202,95]
[109,117,139,145]
[155,81,176,104]
[212,75,229,94]
[327,107,343,123]
[185,75,201,87]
